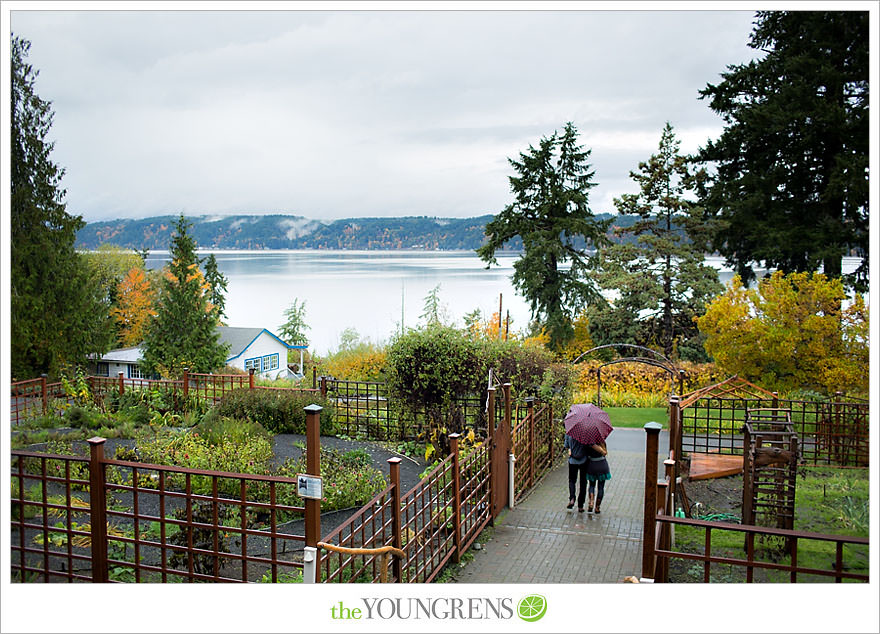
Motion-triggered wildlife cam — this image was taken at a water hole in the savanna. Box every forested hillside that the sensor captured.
[75,213,639,251]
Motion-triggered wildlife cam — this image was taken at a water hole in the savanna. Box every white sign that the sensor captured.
[297,474,323,500]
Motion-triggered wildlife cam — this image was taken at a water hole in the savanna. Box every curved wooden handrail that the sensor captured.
[317,542,406,559]
[317,542,406,583]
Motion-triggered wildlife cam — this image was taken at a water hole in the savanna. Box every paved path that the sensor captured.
[449,427,667,584]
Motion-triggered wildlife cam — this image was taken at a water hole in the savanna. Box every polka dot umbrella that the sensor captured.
[563,403,613,446]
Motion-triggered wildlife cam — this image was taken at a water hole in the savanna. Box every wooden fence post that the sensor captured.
[40,374,48,415]
[249,367,255,390]
[117,372,124,397]
[526,397,535,488]
[313,366,317,390]
[304,404,322,582]
[388,457,403,581]
[87,437,109,582]
[642,422,662,579]
[182,367,189,398]
[320,376,328,398]
[449,433,462,563]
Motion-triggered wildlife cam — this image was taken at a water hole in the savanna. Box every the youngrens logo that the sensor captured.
[329,595,547,621]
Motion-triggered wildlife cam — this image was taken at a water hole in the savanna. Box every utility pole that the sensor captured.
[498,293,503,340]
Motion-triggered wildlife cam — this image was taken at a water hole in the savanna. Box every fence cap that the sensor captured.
[643,422,663,432]
[303,404,323,413]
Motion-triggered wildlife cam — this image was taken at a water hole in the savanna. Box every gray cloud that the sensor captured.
[9,7,759,222]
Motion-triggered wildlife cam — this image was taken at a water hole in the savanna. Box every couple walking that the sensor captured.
[564,434,611,513]
[563,403,613,514]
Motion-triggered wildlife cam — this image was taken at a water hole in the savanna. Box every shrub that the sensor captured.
[194,412,271,446]
[278,448,387,510]
[213,388,337,435]
[315,343,387,382]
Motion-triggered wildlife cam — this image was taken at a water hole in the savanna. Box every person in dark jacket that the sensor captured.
[585,441,611,513]
[564,434,589,512]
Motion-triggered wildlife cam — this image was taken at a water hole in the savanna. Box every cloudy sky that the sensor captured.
[7,4,762,224]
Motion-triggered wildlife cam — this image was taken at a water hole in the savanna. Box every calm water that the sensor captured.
[146,250,533,355]
[145,251,862,355]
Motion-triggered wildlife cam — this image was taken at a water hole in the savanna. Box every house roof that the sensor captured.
[94,327,307,364]
[94,346,143,364]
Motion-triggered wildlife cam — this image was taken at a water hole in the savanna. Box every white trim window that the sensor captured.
[245,353,280,374]
[128,365,145,379]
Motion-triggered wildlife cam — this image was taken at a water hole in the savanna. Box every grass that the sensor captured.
[604,407,669,429]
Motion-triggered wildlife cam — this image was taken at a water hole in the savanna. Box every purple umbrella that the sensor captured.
[564,403,613,446]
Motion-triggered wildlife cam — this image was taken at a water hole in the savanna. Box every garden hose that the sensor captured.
[695,512,741,523]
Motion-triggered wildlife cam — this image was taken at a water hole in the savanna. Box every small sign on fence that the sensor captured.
[297,474,323,500]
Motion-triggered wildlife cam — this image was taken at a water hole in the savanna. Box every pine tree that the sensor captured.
[478,122,609,350]
[696,11,869,291]
[141,215,228,377]
[279,298,310,346]
[11,35,113,378]
[203,253,228,322]
[590,123,722,360]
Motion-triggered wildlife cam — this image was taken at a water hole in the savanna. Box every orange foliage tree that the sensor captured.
[111,267,156,347]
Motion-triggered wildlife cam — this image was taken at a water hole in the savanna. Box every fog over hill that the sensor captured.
[75,213,639,251]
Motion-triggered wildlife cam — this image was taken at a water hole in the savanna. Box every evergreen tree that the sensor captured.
[203,253,228,321]
[141,215,228,377]
[590,123,722,360]
[420,284,446,326]
[279,298,310,346]
[10,35,112,378]
[477,122,609,350]
[696,11,869,291]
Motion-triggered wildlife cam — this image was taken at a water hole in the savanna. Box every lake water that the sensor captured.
[145,251,862,356]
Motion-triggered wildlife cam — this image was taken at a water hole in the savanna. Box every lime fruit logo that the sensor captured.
[517,594,547,622]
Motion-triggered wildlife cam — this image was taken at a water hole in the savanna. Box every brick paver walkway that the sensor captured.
[450,427,666,584]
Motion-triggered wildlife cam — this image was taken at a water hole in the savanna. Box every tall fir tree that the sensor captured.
[590,123,722,360]
[203,253,228,322]
[141,215,228,377]
[477,122,609,350]
[11,35,112,378]
[696,11,869,291]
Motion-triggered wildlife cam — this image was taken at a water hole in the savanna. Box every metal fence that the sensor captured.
[11,439,308,583]
[10,377,65,427]
[679,394,869,466]
[318,435,492,584]
[512,400,561,502]
[641,424,869,584]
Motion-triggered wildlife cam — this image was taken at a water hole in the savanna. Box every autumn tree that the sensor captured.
[696,11,869,292]
[111,267,156,347]
[11,35,112,378]
[140,215,228,378]
[590,123,721,361]
[696,271,868,395]
[478,122,609,351]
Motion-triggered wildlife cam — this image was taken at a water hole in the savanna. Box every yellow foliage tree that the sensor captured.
[111,267,156,346]
[696,272,868,395]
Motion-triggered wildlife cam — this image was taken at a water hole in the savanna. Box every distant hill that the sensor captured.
[75,213,638,251]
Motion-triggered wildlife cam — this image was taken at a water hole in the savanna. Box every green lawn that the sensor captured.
[605,407,669,429]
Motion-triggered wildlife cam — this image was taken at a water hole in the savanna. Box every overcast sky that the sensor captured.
[7,5,763,224]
